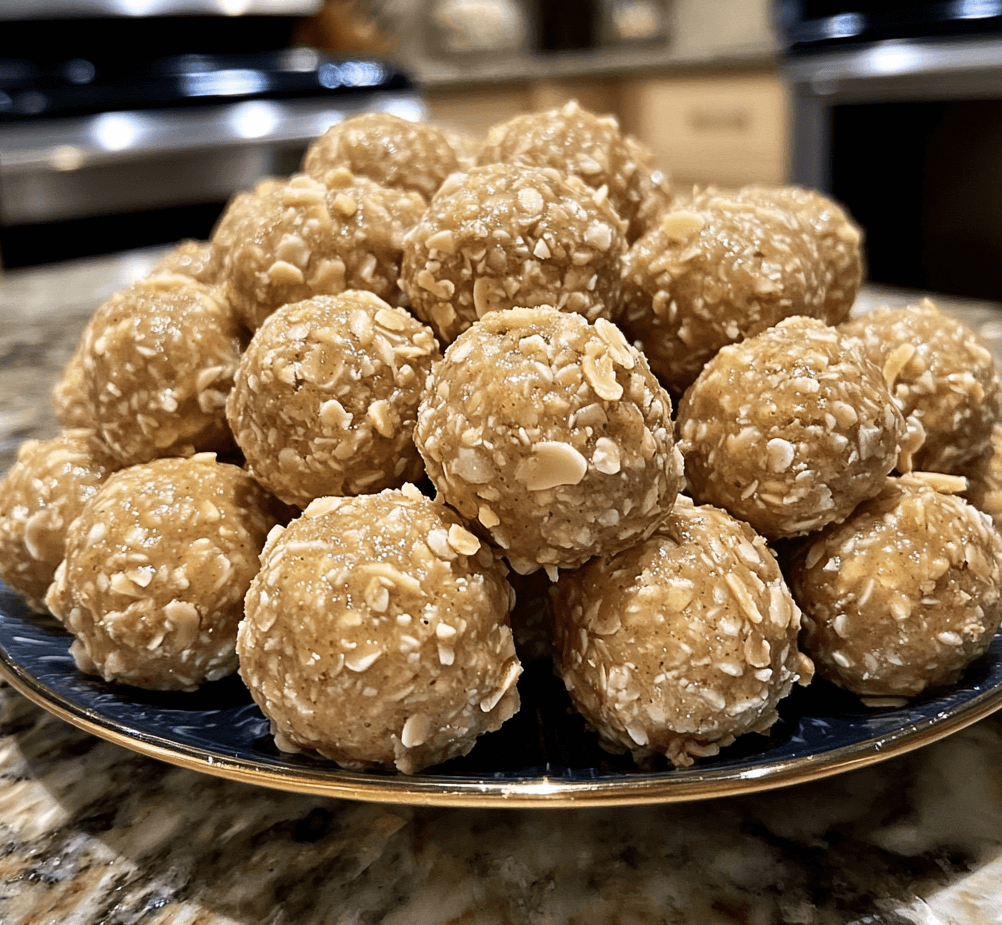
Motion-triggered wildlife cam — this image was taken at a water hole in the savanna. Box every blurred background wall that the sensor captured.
[3,1,1002,301]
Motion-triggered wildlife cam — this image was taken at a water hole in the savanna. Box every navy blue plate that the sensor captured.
[3,577,1002,807]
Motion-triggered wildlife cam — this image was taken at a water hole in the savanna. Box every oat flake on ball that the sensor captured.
[552,495,813,767]
[226,291,440,509]
[788,472,1002,700]
[415,306,684,574]
[400,162,627,344]
[45,454,287,692]
[237,485,522,775]
[678,316,906,540]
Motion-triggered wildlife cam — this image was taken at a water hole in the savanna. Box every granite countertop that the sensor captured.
[4,251,1002,924]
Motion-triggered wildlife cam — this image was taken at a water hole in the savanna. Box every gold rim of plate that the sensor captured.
[5,650,1002,808]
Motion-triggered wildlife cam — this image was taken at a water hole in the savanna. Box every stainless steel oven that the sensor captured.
[776,1,1002,301]
[0,0,424,268]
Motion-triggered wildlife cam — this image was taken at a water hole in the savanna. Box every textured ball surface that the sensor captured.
[237,486,522,774]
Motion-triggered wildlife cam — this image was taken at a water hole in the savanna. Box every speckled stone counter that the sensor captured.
[4,251,1002,924]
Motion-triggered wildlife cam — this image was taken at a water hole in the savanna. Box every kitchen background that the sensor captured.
[2,0,1002,301]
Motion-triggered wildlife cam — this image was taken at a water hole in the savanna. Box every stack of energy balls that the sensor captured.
[3,101,1002,774]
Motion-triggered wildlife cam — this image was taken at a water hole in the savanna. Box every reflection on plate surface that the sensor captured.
[3,578,1002,808]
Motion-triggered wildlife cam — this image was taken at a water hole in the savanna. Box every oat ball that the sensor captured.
[620,189,835,395]
[678,316,906,540]
[147,239,222,284]
[788,472,1002,699]
[0,430,123,611]
[215,171,426,332]
[237,485,522,774]
[226,291,440,508]
[415,306,684,574]
[303,111,462,200]
[209,178,284,268]
[552,495,813,767]
[75,275,244,465]
[400,162,627,344]
[839,299,1002,473]
[729,185,862,327]
[476,99,670,242]
[45,454,286,691]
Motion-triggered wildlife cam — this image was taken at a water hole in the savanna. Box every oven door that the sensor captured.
[782,29,1002,301]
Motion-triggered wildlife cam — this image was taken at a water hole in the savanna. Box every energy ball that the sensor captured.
[147,239,222,285]
[209,178,284,268]
[839,299,1002,474]
[59,243,229,428]
[215,171,426,332]
[303,111,462,200]
[477,99,671,242]
[729,185,862,327]
[619,187,841,395]
[0,430,123,611]
[400,162,627,344]
[76,275,244,465]
[237,485,522,774]
[415,306,684,574]
[226,291,440,508]
[551,495,813,767]
[788,472,1002,699]
[678,316,906,540]
[45,454,286,691]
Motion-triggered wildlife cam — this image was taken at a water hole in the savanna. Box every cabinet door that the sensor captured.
[623,71,789,190]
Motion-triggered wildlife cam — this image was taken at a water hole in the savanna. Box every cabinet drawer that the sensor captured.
[624,72,789,189]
